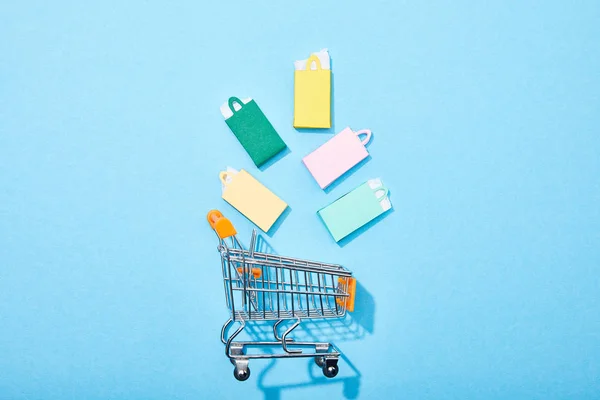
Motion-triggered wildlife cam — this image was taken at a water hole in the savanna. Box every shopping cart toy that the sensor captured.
[207,210,357,381]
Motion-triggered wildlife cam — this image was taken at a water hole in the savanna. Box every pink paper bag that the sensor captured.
[302,127,372,189]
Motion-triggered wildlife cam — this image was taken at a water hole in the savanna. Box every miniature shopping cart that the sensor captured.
[207,210,357,381]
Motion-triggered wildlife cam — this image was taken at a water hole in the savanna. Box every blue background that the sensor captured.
[1,1,599,399]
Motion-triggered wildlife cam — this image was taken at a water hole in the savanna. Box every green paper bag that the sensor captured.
[318,179,392,242]
[221,97,287,167]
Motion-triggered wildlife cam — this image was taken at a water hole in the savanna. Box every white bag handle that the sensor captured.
[355,129,372,146]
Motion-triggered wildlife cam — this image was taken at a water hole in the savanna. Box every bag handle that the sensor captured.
[207,209,237,239]
[373,187,389,201]
[219,171,230,185]
[304,55,322,71]
[355,129,372,146]
[228,97,244,114]
[370,180,388,200]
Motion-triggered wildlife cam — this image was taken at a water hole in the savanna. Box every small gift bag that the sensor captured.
[220,167,288,232]
[221,97,287,167]
[318,179,391,242]
[294,49,332,129]
[302,127,372,189]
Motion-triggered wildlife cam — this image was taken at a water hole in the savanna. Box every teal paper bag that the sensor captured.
[318,179,392,242]
[221,97,287,168]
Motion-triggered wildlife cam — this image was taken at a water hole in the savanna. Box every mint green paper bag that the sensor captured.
[318,179,391,242]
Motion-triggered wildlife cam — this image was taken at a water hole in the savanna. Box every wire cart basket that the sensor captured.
[207,210,357,381]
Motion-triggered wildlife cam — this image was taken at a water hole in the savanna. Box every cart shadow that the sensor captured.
[348,281,375,334]
[256,352,361,400]
[238,232,375,399]
[245,234,376,341]
[242,282,375,343]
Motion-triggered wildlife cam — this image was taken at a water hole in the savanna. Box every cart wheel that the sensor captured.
[322,363,339,378]
[233,366,250,381]
[315,356,325,367]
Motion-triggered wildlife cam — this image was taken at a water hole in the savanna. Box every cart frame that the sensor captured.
[208,210,356,381]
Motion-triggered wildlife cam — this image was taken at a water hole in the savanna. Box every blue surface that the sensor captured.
[1,1,599,399]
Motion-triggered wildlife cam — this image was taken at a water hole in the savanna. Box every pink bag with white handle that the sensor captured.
[302,127,372,189]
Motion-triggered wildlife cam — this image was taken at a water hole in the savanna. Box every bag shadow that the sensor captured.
[259,147,291,172]
[265,206,292,238]
[323,153,373,195]
[338,207,394,248]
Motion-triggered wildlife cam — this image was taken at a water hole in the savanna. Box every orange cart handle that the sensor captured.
[336,277,356,313]
[237,267,262,279]
[207,209,237,239]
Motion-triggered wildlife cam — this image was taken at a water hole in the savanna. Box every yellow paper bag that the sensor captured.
[220,168,288,232]
[294,54,331,129]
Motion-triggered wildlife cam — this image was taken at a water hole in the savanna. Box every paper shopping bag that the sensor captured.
[220,168,288,232]
[318,179,391,242]
[221,97,287,168]
[294,49,331,129]
[302,127,372,189]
